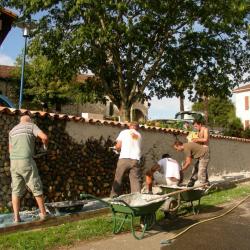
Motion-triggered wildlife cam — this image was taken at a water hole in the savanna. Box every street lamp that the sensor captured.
[16,19,35,109]
[19,25,29,109]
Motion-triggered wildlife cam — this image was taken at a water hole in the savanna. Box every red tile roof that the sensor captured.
[0,8,17,19]
[75,74,93,82]
[0,106,249,142]
[0,65,93,82]
[0,8,18,46]
[233,84,250,93]
[0,65,16,79]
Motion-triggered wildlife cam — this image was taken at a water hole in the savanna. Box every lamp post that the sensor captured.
[18,24,30,109]
[18,27,30,109]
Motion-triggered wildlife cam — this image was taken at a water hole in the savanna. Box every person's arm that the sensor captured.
[37,131,48,147]
[181,156,192,171]
[115,140,122,151]
[145,164,160,192]
[32,124,48,147]
[9,135,12,153]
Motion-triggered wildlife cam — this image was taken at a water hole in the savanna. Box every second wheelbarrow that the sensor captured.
[80,193,168,240]
[159,184,213,215]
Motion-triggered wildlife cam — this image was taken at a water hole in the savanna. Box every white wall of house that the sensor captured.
[234,90,250,129]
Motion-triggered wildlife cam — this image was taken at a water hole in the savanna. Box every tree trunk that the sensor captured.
[119,105,131,122]
[203,96,209,124]
[179,96,185,112]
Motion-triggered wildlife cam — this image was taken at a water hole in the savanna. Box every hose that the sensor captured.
[160,193,250,245]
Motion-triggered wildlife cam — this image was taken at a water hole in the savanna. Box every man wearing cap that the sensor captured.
[110,122,142,198]
[9,115,48,222]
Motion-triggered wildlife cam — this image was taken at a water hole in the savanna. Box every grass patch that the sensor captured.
[202,183,250,206]
[0,183,250,250]
[0,216,115,250]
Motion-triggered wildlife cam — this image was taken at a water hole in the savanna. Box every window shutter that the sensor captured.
[245,120,249,129]
[245,96,249,110]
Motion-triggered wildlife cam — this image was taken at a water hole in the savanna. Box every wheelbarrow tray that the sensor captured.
[45,200,87,214]
[111,193,166,216]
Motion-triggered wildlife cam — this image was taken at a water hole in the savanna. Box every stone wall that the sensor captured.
[0,110,250,210]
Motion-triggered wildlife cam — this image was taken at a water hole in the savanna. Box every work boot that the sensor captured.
[187,180,195,187]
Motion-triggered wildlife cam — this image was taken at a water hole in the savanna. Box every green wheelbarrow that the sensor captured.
[80,193,167,240]
[159,184,213,215]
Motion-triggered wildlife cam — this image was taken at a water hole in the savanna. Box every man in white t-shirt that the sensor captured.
[146,154,181,193]
[110,122,142,198]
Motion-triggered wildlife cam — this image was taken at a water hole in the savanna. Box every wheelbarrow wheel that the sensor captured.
[140,213,156,230]
[160,197,179,219]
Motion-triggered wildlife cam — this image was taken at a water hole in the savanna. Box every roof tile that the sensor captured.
[1,107,250,142]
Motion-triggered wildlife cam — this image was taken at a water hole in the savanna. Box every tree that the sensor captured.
[13,54,75,112]
[192,97,237,128]
[4,0,250,120]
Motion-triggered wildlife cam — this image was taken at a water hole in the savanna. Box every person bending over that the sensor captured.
[146,154,181,193]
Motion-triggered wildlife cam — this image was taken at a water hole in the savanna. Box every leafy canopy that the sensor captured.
[192,97,237,128]
[3,0,250,120]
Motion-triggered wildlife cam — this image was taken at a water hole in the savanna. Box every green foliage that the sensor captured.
[14,54,79,111]
[145,120,188,130]
[3,0,250,120]
[223,117,244,137]
[192,97,236,128]
[241,128,250,139]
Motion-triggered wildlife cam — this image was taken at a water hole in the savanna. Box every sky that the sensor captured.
[0,25,193,119]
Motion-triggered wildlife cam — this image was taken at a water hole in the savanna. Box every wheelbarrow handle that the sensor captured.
[80,193,110,206]
[203,183,216,195]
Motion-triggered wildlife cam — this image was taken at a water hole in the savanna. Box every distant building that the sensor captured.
[0,65,17,99]
[0,65,148,121]
[233,84,250,129]
[0,8,17,46]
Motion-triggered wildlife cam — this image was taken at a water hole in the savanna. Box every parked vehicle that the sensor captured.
[174,111,204,123]
[150,111,205,129]
[0,95,15,108]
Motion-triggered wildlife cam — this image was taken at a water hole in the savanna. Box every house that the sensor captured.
[233,84,250,129]
[0,8,17,46]
[0,65,148,121]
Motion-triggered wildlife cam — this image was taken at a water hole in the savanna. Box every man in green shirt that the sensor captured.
[9,115,48,223]
[173,141,210,186]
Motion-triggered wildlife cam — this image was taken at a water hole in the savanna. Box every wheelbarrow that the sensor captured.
[80,193,168,240]
[158,184,214,215]
[45,200,87,215]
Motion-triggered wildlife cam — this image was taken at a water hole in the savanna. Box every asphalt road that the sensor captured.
[161,197,250,250]
[65,196,250,250]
